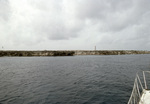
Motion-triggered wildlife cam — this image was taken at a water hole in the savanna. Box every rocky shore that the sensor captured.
[0,50,150,57]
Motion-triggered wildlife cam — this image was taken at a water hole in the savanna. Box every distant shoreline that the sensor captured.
[0,50,150,57]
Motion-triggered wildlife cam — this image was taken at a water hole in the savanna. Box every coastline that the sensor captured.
[0,50,150,57]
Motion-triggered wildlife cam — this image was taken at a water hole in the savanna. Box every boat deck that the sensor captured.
[139,89,150,104]
[128,71,150,104]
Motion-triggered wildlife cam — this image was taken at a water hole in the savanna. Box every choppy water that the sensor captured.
[0,55,150,104]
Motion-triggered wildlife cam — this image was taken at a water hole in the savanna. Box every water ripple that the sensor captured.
[0,55,150,104]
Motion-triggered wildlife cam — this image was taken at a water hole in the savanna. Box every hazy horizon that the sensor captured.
[0,49,149,51]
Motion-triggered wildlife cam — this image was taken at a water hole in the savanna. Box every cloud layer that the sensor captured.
[0,0,150,50]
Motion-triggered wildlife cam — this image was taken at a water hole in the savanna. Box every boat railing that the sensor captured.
[128,71,150,104]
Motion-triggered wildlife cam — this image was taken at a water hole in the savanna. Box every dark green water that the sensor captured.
[0,55,150,104]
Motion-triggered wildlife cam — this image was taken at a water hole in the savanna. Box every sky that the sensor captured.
[0,0,150,50]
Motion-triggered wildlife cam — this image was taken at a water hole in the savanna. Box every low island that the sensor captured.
[0,50,150,57]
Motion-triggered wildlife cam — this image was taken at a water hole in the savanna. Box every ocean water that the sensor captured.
[0,54,150,104]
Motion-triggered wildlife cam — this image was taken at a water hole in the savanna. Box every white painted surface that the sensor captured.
[139,89,150,104]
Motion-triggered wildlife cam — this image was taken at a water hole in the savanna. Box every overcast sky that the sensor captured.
[0,0,150,50]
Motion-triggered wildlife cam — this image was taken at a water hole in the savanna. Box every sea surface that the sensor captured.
[0,54,150,104]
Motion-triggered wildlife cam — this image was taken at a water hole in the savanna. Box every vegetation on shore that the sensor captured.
[0,51,75,57]
[0,50,150,57]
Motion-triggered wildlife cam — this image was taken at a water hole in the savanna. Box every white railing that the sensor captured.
[128,71,150,104]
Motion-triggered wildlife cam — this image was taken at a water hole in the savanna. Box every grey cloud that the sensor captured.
[76,0,133,19]
[76,0,150,50]
[76,0,150,33]
[0,0,150,50]
[8,0,84,43]
[0,0,11,21]
[31,18,82,40]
